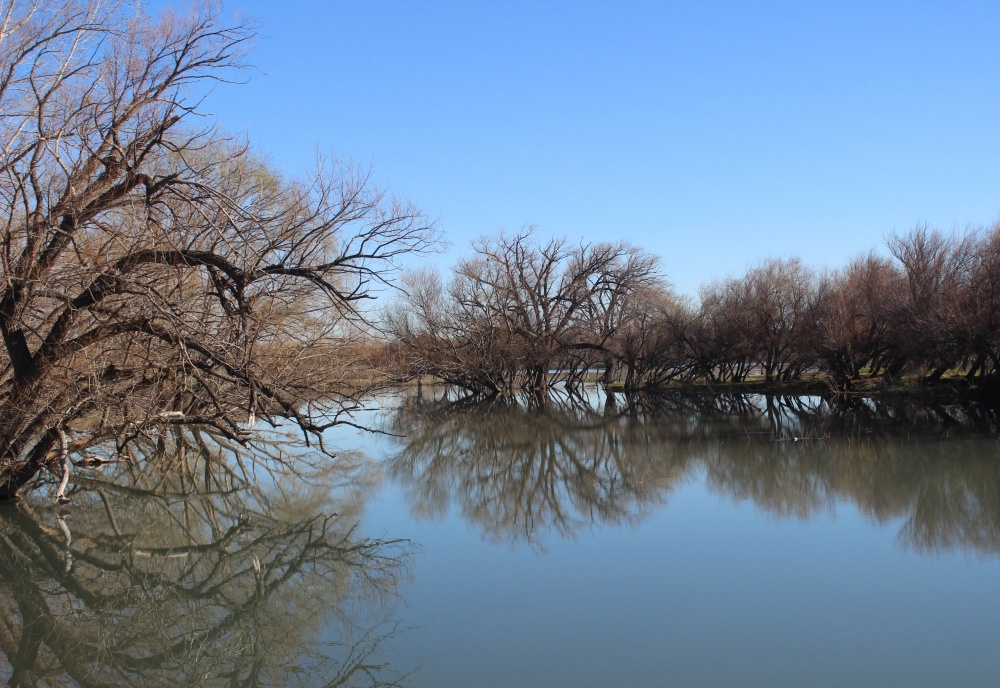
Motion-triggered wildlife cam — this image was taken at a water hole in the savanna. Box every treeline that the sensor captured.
[384,224,1000,395]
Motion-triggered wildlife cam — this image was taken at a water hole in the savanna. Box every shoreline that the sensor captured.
[397,374,1000,402]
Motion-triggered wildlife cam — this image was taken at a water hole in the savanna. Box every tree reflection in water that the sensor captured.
[387,391,687,546]
[0,429,412,688]
[388,387,1000,554]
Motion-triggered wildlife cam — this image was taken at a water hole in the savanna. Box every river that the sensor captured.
[3,388,1000,686]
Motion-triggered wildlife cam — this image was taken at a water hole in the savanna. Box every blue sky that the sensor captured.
[200,0,1000,297]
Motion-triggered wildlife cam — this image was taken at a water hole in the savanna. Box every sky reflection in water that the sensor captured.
[3,390,1000,687]
[0,429,412,688]
[364,389,1000,688]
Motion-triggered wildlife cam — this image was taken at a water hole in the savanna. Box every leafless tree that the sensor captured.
[386,228,657,397]
[0,1,436,499]
[384,267,521,395]
[809,253,898,390]
[951,223,1000,382]
[606,286,695,389]
[576,245,664,388]
[742,258,817,381]
[885,226,974,382]
[697,278,756,382]
[459,229,635,392]
[683,260,817,384]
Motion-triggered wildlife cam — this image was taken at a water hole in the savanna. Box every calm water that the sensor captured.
[4,390,1000,686]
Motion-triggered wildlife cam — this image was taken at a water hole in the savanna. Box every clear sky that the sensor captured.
[198,0,1000,297]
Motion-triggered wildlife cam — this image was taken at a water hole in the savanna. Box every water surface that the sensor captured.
[363,390,1000,687]
[4,390,1000,686]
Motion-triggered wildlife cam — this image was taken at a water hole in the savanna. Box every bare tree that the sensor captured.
[697,278,756,382]
[383,267,520,395]
[809,253,898,390]
[386,228,656,397]
[960,223,1000,381]
[457,228,626,393]
[693,260,816,383]
[577,245,663,388]
[885,226,974,382]
[742,258,817,381]
[0,2,436,499]
[605,286,693,389]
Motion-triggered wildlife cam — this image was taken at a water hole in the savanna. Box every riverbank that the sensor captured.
[403,372,1000,402]
[646,374,995,399]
